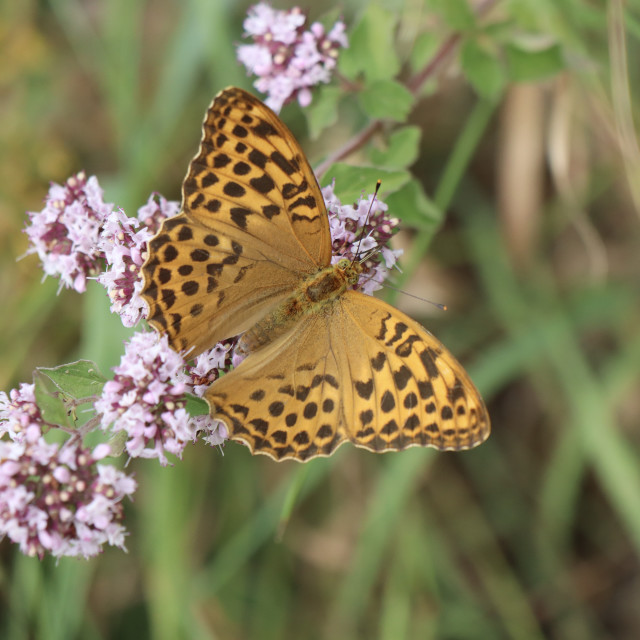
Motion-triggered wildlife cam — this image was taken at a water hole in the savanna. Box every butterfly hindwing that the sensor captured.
[206,291,490,461]
[339,292,490,451]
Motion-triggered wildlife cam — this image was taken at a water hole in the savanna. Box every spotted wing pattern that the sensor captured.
[206,291,490,462]
[142,86,491,461]
[142,87,332,355]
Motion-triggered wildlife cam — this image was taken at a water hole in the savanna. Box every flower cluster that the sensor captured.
[24,174,180,329]
[24,172,114,293]
[237,3,348,112]
[95,332,226,466]
[0,437,135,559]
[136,192,180,235]
[97,210,152,327]
[97,194,179,326]
[1,382,136,559]
[186,341,234,398]
[184,343,233,447]
[322,183,402,294]
[0,383,46,443]
[95,332,192,465]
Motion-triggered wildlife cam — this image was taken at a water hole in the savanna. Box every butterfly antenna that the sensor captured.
[357,245,380,265]
[352,180,382,264]
[380,281,448,311]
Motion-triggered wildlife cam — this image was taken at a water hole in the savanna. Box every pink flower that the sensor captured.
[237,3,348,112]
[24,172,113,293]
[198,417,228,448]
[95,332,228,464]
[97,209,153,327]
[0,383,49,443]
[183,342,234,447]
[26,179,179,327]
[186,341,234,397]
[137,192,180,234]
[0,437,136,559]
[95,332,195,465]
[98,194,179,328]
[322,182,402,294]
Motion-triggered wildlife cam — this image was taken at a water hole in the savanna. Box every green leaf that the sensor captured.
[36,360,107,400]
[410,31,439,73]
[429,0,475,30]
[185,394,209,417]
[383,179,443,231]
[480,18,516,40]
[369,126,422,170]
[320,164,411,205]
[106,431,129,457]
[305,85,342,140]
[358,80,415,122]
[339,6,400,81]
[506,37,565,82]
[33,371,72,428]
[32,361,107,428]
[460,39,506,99]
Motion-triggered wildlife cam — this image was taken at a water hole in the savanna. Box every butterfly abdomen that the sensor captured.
[237,261,361,355]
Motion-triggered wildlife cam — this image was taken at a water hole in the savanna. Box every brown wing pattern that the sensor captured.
[141,87,332,355]
[206,292,490,462]
[142,213,302,354]
[339,293,490,451]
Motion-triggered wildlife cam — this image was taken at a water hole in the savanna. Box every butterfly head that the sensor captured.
[335,258,364,289]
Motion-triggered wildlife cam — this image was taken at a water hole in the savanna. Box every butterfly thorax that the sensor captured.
[237,259,363,355]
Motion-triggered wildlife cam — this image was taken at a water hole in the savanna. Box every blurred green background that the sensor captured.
[2,0,640,638]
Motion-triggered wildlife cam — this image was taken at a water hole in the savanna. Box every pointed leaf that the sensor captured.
[339,6,400,81]
[320,164,411,205]
[384,179,443,232]
[185,394,210,417]
[37,360,107,400]
[306,86,342,139]
[430,0,475,30]
[33,370,72,428]
[410,31,439,73]
[358,80,415,122]
[370,126,422,170]
[461,39,506,98]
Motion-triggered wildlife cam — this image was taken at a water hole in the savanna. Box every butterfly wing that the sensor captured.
[142,87,332,355]
[206,291,490,461]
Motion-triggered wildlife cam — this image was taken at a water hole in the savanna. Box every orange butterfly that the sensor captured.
[142,87,490,461]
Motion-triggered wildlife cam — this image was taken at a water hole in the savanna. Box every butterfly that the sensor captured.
[141,87,490,462]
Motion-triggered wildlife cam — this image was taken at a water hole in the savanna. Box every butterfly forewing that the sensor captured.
[142,87,332,355]
[184,87,331,268]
